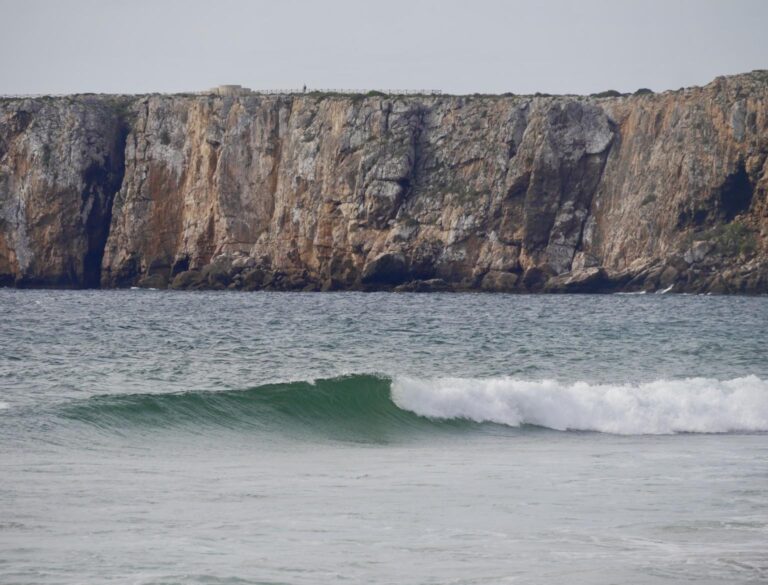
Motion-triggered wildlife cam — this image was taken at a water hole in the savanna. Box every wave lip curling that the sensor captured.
[391,375,768,434]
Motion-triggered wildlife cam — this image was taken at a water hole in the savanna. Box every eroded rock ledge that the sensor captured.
[2,72,768,294]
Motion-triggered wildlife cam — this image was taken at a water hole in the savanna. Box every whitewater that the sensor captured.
[393,375,768,434]
[2,289,767,584]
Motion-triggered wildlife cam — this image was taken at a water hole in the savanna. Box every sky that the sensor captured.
[1,0,766,96]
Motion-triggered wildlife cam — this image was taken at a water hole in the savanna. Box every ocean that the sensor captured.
[1,289,767,584]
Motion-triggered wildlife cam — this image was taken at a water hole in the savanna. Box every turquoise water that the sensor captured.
[1,290,767,583]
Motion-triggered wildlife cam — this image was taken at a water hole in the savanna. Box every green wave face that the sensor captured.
[48,373,768,441]
[59,374,473,443]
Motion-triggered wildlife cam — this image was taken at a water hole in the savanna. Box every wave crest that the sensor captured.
[392,375,768,434]
[58,374,768,437]
[60,375,443,442]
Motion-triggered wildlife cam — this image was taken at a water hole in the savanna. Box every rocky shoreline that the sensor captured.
[2,71,767,294]
[144,250,766,294]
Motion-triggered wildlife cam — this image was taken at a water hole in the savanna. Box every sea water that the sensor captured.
[1,290,767,584]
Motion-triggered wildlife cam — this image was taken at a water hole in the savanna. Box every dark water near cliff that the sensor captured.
[1,290,767,584]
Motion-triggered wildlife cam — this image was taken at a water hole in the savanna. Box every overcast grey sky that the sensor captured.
[1,0,766,95]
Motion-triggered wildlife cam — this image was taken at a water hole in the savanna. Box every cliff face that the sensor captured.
[1,72,767,293]
[0,97,126,287]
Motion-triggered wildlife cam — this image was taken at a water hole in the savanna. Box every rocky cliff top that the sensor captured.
[3,68,766,100]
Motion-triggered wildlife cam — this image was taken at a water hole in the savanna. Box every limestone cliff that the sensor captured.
[0,96,126,287]
[2,71,767,293]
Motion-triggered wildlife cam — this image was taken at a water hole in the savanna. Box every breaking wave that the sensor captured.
[58,374,768,438]
[392,375,768,434]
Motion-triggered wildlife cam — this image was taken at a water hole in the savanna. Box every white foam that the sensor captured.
[0,402,9,410]
[391,375,768,434]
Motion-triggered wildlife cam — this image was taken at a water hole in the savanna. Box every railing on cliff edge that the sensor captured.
[242,89,444,95]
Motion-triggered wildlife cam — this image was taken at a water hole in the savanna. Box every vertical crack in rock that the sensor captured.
[81,121,128,288]
[406,104,428,198]
[360,102,425,230]
[522,101,615,276]
[571,130,616,268]
[268,98,289,210]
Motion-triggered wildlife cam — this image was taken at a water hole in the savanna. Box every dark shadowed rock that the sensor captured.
[522,266,555,292]
[137,273,168,289]
[361,253,409,286]
[544,267,612,293]
[394,278,452,293]
[241,268,266,291]
[480,271,520,291]
[202,261,232,289]
[170,270,205,290]
[707,275,730,294]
